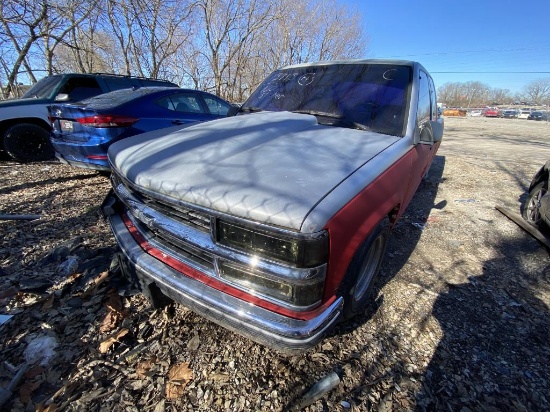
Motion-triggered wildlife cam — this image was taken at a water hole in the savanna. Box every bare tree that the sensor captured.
[53,28,114,73]
[1,0,369,100]
[521,78,550,106]
[103,0,196,80]
[437,81,512,108]
[189,0,368,102]
[489,88,513,106]
[41,1,99,74]
[0,0,47,96]
[0,0,99,97]
[51,5,108,73]
[192,0,277,100]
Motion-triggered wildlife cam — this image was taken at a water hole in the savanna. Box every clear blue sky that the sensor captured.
[346,0,550,94]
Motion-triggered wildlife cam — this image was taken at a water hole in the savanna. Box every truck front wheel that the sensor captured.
[339,217,390,319]
[3,124,54,162]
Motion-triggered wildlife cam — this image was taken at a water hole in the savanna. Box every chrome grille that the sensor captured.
[111,171,216,273]
[113,174,211,233]
[132,217,215,272]
[137,193,211,232]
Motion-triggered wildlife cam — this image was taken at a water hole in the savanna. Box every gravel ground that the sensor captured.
[0,116,549,411]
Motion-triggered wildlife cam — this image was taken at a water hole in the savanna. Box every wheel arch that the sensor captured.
[0,117,51,145]
[336,214,392,319]
[323,198,402,302]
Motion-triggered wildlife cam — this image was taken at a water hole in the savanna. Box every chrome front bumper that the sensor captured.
[107,213,343,353]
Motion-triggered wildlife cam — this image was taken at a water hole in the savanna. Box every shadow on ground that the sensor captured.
[416,209,550,410]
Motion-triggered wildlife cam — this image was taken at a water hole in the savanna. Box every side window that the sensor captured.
[418,71,434,143]
[155,96,176,111]
[59,77,102,101]
[170,93,204,114]
[203,95,230,115]
[417,72,431,125]
[428,77,437,120]
[104,77,136,91]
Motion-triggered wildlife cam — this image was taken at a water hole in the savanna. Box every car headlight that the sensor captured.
[216,220,328,268]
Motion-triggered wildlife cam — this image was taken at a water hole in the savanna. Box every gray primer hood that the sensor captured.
[109,111,400,231]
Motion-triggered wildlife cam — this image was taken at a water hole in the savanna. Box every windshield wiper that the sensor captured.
[239,106,263,113]
[291,109,369,131]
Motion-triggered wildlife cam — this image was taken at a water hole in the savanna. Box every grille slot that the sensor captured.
[134,218,215,271]
[112,171,216,272]
[118,179,211,233]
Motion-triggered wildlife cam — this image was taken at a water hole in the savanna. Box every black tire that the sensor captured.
[522,181,547,228]
[339,217,390,319]
[3,123,54,162]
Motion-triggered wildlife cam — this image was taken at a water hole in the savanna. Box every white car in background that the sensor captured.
[518,109,531,119]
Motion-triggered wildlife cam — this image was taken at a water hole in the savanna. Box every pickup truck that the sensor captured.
[103,59,444,352]
[0,73,177,162]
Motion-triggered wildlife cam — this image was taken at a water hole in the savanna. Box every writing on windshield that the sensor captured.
[245,63,412,136]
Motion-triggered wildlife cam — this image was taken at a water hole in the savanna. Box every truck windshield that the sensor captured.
[22,75,63,99]
[243,63,412,136]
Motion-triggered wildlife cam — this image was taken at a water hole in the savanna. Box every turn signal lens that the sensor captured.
[218,261,324,307]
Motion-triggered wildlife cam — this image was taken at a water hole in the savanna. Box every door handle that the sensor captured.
[172,120,185,125]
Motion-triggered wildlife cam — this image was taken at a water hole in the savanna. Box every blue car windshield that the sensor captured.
[243,63,412,136]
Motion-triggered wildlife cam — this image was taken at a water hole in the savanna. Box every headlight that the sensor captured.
[216,220,328,267]
[218,261,324,307]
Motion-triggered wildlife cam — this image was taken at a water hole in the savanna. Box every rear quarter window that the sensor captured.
[203,95,231,115]
[59,77,103,101]
[169,93,205,113]
[103,77,140,91]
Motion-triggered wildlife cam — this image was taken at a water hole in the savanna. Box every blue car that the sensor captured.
[48,87,232,171]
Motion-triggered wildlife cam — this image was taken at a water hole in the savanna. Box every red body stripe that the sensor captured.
[322,143,438,299]
[122,214,336,320]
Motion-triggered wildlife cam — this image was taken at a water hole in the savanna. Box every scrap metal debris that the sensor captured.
[495,205,550,249]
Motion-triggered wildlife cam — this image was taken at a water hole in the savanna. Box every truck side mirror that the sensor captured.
[431,119,444,142]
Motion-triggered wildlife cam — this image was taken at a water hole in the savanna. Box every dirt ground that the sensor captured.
[0,116,549,411]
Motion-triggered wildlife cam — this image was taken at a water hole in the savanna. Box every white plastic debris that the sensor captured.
[59,255,80,276]
[24,335,59,366]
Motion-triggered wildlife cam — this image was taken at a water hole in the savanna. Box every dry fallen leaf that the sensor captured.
[36,403,58,412]
[165,363,193,400]
[99,328,129,353]
[41,294,55,311]
[136,357,157,379]
[187,334,200,351]
[209,373,230,382]
[105,288,123,312]
[19,379,42,404]
[99,289,128,333]
[81,271,110,297]
[25,365,44,380]
[99,310,120,334]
